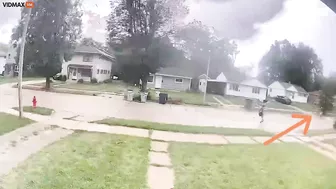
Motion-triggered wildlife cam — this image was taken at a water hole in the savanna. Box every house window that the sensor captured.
[252,87,260,94]
[97,69,99,74]
[7,54,10,59]
[148,75,154,83]
[83,54,93,62]
[108,70,110,74]
[104,70,108,74]
[100,69,103,74]
[229,84,239,91]
[199,82,202,86]
[175,78,183,83]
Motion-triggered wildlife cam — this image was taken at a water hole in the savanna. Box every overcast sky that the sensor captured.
[0,0,335,76]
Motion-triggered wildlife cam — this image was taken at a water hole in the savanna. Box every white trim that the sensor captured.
[175,78,183,83]
[156,73,192,79]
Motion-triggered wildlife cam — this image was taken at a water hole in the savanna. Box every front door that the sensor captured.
[155,76,162,88]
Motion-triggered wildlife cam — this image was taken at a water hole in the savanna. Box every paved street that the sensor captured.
[0,81,333,134]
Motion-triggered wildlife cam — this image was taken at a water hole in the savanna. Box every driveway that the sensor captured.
[0,81,333,134]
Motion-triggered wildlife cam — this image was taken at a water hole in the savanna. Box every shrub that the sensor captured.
[147,91,153,101]
[319,90,334,115]
[103,78,113,83]
[91,78,98,84]
[77,79,84,84]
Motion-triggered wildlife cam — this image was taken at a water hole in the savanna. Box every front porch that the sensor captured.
[67,64,93,82]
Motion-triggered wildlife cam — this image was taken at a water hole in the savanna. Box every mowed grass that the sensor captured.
[0,112,34,135]
[170,143,336,189]
[13,106,54,116]
[93,117,272,136]
[0,77,42,84]
[292,102,319,112]
[1,132,150,189]
[56,82,138,94]
[150,90,218,106]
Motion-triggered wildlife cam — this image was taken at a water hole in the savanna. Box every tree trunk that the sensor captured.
[45,77,51,90]
[140,76,148,92]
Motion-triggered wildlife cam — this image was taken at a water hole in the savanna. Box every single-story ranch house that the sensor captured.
[199,72,268,100]
[147,67,194,91]
[268,81,309,103]
[61,45,116,82]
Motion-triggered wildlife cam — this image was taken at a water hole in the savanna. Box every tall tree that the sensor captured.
[258,40,323,91]
[174,20,240,78]
[319,77,336,115]
[106,0,188,91]
[12,0,82,89]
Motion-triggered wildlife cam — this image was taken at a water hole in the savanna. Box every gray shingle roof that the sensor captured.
[278,81,307,93]
[157,66,194,78]
[74,45,115,60]
[279,82,292,89]
[223,70,246,83]
[291,84,307,93]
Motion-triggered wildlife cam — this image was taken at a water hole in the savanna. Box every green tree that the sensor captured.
[258,40,323,91]
[174,20,240,78]
[319,78,336,115]
[12,0,82,89]
[106,0,188,91]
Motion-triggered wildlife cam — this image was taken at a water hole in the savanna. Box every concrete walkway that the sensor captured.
[0,122,72,176]
[2,108,336,188]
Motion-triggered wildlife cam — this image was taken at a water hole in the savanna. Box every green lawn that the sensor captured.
[1,132,150,189]
[221,95,246,105]
[0,77,42,84]
[56,82,138,94]
[170,143,336,189]
[266,101,296,110]
[30,81,66,88]
[292,102,319,112]
[13,106,54,116]
[0,112,34,135]
[93,117,272,136]
[150,90,218,106]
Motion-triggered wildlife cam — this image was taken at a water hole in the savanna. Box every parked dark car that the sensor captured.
[275,95,292,105]
[53,73,62,80]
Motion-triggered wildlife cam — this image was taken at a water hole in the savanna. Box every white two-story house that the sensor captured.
[61,45,115,82]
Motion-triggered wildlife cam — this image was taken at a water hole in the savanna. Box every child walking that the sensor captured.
[259,100,267,123]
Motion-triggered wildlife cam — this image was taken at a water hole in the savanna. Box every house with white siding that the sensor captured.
[200,72,267,100]
[0,51,6,75]
[147,67,193,91]
[268,81,309,103]
[61,45,115,82]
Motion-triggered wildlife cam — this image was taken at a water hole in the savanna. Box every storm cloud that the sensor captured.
[187,0,286,39]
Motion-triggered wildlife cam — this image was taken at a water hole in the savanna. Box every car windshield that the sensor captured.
[1,0,336,188]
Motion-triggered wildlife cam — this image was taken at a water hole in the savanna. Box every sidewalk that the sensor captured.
[0,108,320,145]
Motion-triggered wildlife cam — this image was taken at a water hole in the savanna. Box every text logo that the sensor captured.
[2,1,34,8]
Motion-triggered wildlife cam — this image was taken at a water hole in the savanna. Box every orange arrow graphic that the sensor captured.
[264,114,312,145]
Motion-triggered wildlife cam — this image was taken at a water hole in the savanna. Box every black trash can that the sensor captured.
[159,93,168,104]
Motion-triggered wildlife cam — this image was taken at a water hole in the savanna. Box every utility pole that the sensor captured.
[18,7,33,118]
[203,52,211,104]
